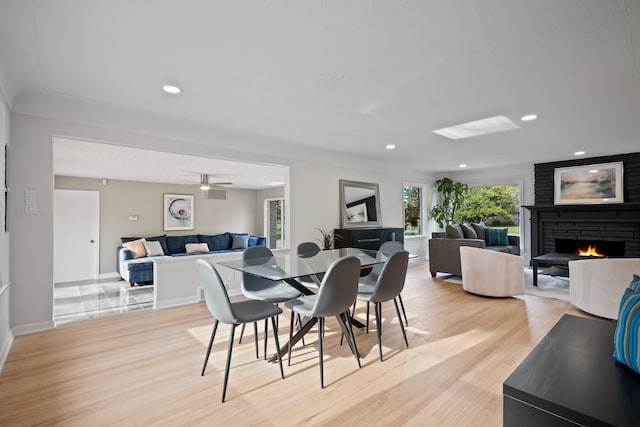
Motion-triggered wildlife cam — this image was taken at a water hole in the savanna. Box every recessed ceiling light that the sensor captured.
[433,115,519,140]
[459,164,468,168]
[521,114,538,121]
[590,169,599,173]
[162,84,181,94]
[574,151,586,156]
[385,144,396,150]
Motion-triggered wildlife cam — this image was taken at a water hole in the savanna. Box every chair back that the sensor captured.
[371,241,404,279]
[312,256,361,317]
[242,246,276,291]
[297,242,321,258]
[370,251,409,302]
[196,259,237,324]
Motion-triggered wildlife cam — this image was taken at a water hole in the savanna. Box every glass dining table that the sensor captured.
[217,247,387,361]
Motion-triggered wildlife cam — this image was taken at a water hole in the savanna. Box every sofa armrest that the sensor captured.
[508,234,520,246]
[428,238,486,276]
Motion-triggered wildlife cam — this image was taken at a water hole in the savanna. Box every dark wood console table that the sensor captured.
[333,227,404,251]
[504,314,640,426]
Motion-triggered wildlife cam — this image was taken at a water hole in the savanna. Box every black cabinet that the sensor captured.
[334,228,404,251]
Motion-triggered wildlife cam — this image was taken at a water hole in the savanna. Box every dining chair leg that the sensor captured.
[271,316,285,379]
[344,312,361,368]
[288,312,295,366]
[375,302,384,362]
[253,322,259,359]
[398,294,408,326]
[221,324,236,403]
[201,319,219,376]
[318,317,325,388]
[263,318,268,360]
[393,297,409,347]
[297,314,306,346]
[366,302,370,333]
[238,323,246,344]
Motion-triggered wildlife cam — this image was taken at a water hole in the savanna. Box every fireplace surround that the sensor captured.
[524,203,640,258]
[528,152,640,259]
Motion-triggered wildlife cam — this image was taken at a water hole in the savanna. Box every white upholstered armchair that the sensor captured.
[459,246,525,297]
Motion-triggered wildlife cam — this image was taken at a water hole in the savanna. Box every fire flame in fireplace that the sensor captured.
[577,245,604,257]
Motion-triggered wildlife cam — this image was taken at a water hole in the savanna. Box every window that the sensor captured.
[265,198,285,249]
[459,184,521,236]
[403,184,423,236]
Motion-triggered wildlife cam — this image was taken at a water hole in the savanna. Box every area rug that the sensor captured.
[440,268,570,301]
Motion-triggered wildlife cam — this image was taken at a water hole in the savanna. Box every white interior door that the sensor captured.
[54,189,100,283]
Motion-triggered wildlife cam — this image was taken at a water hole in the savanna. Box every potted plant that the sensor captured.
[316,228,341,250]
[431,177,468,228]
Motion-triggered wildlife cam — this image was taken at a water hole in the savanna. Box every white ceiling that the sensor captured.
[1,1,640,174]
[53,137,286,189]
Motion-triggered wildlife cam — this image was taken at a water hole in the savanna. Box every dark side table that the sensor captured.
[504,314,640,426]
[530,252,580,286]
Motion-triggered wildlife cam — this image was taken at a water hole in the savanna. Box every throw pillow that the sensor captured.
[471,222,488,240]
[185,243,210,253]
[461,223,478,239]
[122,238,148,259]
[198,233,231,251]
[143,240,165,256]
[232,234,250,249]
[445,224,464,239]
[630,274,640,292]
[485,227,509,246]
[613,288,640,375]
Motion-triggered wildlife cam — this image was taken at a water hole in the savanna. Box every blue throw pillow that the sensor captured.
[199,233,231,251]
[166,234,199,254]
[613,288,640,375]
[485,227,509,246]
[231,234,249,249]
[630,274,640,292]
[248,236,259,247]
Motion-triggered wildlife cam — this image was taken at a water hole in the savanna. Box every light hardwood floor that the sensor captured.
[0,261,589,426]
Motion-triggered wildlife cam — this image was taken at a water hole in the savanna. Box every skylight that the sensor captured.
[433,115,520,140]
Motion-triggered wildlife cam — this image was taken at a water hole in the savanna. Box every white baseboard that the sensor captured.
[0,331,14,373]
[12,320,56,337]
[99,272,121,280]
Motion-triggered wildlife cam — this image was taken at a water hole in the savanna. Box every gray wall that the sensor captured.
[55,176,261,275]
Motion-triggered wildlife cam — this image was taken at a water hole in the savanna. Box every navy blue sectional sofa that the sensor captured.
[117,232,266,285]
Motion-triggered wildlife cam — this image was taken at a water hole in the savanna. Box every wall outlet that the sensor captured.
[25,190,37,214]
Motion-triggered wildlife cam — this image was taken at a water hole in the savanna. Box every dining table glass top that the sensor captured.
[217,247,387,281]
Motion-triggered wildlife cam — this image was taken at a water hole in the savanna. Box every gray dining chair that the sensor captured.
[357,241,409,330]
[356,250,410,361]
[196,259,285,402]
[296,241,323,287]
[239,246,303,356]
[285,256,362,388]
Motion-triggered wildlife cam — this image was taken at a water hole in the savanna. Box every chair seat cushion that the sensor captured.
[232,299,283,323]
[243,282,301,303]
[285,295,318,317]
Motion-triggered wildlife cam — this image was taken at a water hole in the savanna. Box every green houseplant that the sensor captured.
[316,228,341,250]
[431,177,468,228]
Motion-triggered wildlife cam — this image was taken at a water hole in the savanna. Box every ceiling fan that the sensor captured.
[199,174,232,190]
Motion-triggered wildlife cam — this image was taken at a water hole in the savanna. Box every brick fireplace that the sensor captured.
[528,152,640,259]
[525,204,640,258]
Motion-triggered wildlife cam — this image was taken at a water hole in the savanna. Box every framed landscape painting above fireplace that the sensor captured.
[554,162,623,205]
